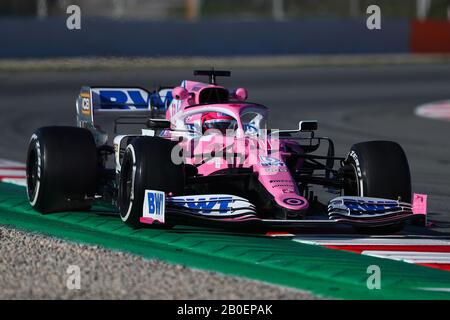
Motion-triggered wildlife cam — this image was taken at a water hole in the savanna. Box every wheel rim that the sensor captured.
[26,149,38,200]
[344,163,360,196]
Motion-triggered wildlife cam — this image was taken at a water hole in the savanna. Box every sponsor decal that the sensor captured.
[259,156,285,167]
[272,184,295,188]
[142,190,165,223]
[348,151,362,178]
[168,194,255,216]
[334,198,398,212]
[348,150,364,195]
[92,88,149,110]
[412,193,427,215]
[264,167,288,173]
[282,198,306,206]
[270,179,295,188]
[169,196,233,214]
[328,196,412,218]
[170,99,182,117]
[81,97,91,115]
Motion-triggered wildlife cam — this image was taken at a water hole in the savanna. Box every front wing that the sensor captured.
[139,191,427,231]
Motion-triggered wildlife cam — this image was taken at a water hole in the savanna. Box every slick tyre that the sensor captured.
[26,126,98,213]
[344,140,412,234]
[118,137,185,228]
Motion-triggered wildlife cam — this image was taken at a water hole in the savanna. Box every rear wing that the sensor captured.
[76,86,173,144]
[76,86,150,116]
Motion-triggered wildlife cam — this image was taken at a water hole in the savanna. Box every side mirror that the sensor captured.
[299,120,318,131]
[232,88,248,101]
[172,87,189,100]
[147,119,171,129]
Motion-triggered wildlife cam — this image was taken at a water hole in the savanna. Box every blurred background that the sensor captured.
[1,0,450,57]
[1,0,450,21]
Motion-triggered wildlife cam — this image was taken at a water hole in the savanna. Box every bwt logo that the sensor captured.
[95,89,149,110]
[172,197,233,214]
[147,192,164,215]
[344,200,398,212]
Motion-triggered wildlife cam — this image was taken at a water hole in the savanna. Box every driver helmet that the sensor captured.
[201,112,237,134]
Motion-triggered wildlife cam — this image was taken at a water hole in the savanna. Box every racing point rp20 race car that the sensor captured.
[25,70,427,233]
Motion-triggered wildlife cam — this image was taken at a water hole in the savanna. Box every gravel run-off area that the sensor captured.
[0,225,321,299]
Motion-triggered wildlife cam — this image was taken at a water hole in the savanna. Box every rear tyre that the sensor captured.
[26,126,98,213]
[343,140,412,234]
[118,137,185,228]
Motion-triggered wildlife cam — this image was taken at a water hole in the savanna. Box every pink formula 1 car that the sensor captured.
[26,70,426,233]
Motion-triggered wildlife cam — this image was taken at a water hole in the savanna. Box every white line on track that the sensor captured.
[362,251,450,264]
[1,178,27,187]
[293,237,450,246]
[0,169,26,177]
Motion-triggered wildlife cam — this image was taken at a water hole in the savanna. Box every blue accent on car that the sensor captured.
[343,199,398,212]
[168,196,233,214]
[95,89,149,109]
[147,191,164,215]
[150,90,173,111]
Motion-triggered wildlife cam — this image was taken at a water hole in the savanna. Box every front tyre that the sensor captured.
[343,140,412,233]
[118,137,185,228]
[344,140,411,202]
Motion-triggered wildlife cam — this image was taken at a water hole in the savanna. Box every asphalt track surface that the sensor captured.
[1,64,450,298]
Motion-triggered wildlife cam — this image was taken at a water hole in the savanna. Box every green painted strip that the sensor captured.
[1,182,450,299]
